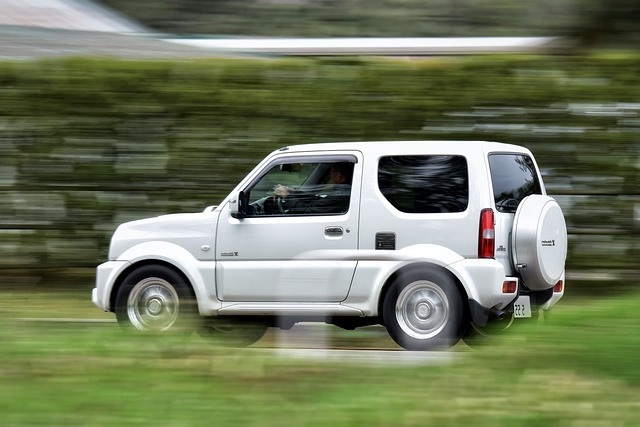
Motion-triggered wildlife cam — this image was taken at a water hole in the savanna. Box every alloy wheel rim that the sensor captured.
[127,277,180,332]
[395,280,449,340]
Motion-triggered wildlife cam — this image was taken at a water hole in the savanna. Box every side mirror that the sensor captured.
[229,191,248,219]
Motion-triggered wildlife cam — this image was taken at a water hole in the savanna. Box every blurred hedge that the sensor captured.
[0,55,638,292]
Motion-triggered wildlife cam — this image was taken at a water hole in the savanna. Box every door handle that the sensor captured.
[325,226,344,237]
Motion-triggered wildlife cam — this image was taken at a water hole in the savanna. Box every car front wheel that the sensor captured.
[115,265,198,335]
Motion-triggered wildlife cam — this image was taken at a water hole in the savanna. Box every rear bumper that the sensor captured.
[448,258,520,323]
[449,259,566,326]
[470,277,565,326]
[542,277,564,310]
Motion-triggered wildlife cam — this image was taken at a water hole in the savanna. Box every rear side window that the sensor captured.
[489,154,542,212]
[378,155,469,213]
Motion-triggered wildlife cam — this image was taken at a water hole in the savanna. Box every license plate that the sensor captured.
[513,295,531,318]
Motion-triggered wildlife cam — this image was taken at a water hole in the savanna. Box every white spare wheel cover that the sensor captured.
[511,195,567,290]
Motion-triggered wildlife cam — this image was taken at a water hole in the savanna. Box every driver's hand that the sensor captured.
[273,184,290,198]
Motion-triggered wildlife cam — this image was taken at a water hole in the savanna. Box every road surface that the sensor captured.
[18,317,466,365]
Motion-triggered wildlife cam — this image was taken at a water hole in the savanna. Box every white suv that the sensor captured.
[93,140,567,350]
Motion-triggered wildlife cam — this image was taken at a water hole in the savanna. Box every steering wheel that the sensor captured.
[274,196,286,214]
[263,196,286,215]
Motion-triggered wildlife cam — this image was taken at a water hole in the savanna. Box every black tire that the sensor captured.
[115,265,198,335]
[199,317,269,347]
[382,267,467,351]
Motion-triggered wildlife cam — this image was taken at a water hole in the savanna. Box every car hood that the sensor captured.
[108,210,219,261]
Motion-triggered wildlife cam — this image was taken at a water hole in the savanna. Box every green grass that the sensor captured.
[0,290,638,426]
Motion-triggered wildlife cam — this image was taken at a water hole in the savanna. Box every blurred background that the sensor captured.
[0,0,639,296]
[0,2,639,426]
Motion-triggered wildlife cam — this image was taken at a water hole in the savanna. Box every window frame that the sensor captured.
[242,154,358,218]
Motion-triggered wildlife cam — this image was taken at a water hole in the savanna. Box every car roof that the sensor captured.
[277,140,532,156]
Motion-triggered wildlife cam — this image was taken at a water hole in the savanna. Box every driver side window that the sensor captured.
[245,160,354,216]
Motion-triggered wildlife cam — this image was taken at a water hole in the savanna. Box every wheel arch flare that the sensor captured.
[106,241,216,315]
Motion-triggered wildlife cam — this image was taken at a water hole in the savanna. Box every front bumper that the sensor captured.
[93,260,130,312]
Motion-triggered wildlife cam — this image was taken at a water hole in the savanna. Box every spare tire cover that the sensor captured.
[511,195,567,290]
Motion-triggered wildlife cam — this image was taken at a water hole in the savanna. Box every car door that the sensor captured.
[215,152,362,302]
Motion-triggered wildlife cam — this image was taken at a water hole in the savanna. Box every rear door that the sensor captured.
[488,152,544,275]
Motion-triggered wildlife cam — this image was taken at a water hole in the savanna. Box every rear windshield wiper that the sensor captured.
[495,198,520,213]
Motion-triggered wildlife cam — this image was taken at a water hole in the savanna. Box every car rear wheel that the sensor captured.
[383,267,467,351]
[115,265,198,335]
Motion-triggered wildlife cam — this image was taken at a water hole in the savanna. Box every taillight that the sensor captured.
[478,208,495,258]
